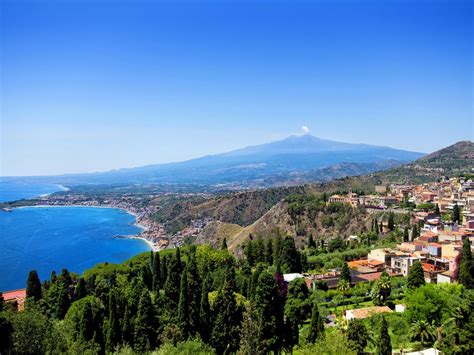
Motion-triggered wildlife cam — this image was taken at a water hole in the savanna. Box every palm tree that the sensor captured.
[409,320,435,347]
[378,273,391,304]
[337,279,350,311]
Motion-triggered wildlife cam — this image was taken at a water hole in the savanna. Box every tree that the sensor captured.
[376,316,392,355]
[452,204,461,224]
[254,271,284,354]
[458,238,474,288]
[279,236,302,273]
[75,278,87,300]
[387,212,395,231]
[410,319,435,347]
[134,291,156,353]
[340,262,351,284]
[264,239,274,264]
[199,274,213,344]
[106,289,121,352]
[164,250,182,311]
[210,277,241,354]
[220,237,228,250]
[152,252,161,291]
[412,224,419,239]
[307,234,316,249]
[80,301,95,342]
[371,272,391,306]
[284,278,311,350]
[56,285,71,319]
[307,301,325,343]
[239,301,260,355]
[407,261,425,289]
[0,315,13,354]
[403,226,409,242]
[26,270,42,302]
[346,319,368,354]
[0,292,4,312]
[177,268,190,338]
[435,204,440,215]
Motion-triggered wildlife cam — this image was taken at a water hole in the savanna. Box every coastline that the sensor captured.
[13,204,158,252]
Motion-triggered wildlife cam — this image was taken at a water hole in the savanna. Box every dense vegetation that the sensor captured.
[1,231,473,354]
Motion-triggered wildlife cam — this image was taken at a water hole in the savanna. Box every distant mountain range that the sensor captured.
[5,134,425,188]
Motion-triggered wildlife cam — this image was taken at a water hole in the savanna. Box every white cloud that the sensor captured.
[301,126,310,134]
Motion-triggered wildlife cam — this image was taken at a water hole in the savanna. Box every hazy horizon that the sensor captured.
[2,0,473,176]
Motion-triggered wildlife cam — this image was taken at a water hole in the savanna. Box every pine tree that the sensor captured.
[347,319,368,354]
[177,268,190,338]
[307,301,324,343]
[458,238,474,288]
[199,274,213,344]
[407,261,425,289]
[80,301,94,342]
[26,270,42,302]
[254,271,284,354]
[340,262,351,284]
[152,252,161,291]
[75,278,87,300]
[376,316,392,355]
[134,291,156,353]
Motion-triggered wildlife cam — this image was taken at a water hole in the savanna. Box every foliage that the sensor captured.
[407,261,425,289]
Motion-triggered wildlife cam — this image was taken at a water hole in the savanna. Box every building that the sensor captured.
[2,289,26,311]
[344,306,392,320]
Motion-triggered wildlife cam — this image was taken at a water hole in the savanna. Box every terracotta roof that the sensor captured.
[346,306,392,319]
[368,260,385,266]
[2,289,26,301]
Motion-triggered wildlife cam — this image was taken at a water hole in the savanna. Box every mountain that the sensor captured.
[7,134,424,188]
[156,141,473,247]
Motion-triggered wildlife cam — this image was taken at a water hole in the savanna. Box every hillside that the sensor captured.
[183,141,473,247]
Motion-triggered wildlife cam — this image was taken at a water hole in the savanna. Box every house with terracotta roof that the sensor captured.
[2,289,26,311]
[344,306,392,320]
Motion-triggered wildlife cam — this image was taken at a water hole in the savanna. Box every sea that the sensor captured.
[0,182,151,291]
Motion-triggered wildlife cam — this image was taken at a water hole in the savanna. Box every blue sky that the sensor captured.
[1,0,472,176]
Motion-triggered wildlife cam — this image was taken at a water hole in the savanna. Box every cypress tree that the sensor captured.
[59,268,72,289]
[164,251,182,311]
[254,237,265,263]
[458,238,474,288]
[280,236,301,273]
[340,262,351,284]
[407,261,425,289]
[273,234,283,263]
[80,301,94,342]
[141,264,153,290]
[56,285,71,319]
[122,304,133,346]
[254,271,284,354]
[434,204,440,215]
[376,316,392,355]
[245,241,256,266]
[50,270,57,283]
[307,301,324,343]
[75,278,87,300]
[221,237,228,250]
[134,291,155,353]
[161,255,168,286]
[265,238,274,264]
[199,274,213,344]
[307,234,316,249]
[176,247,182,273]
[106,289,121,352]
[177,268,190,338]
[403,226,409,242]
[26,270,42,302]
[211,271,241,354]
[152,252,161,290]
[387,212,395,231]
[239,301,260,355]
[186,254,201,335]
[452,204,461,224]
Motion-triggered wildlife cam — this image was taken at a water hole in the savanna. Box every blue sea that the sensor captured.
[0,182,151,291]
[0,180,66,202]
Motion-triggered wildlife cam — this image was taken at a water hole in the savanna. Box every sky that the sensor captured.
[1,0,472,176]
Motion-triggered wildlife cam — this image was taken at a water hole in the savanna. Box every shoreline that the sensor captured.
[13,204,159,252]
